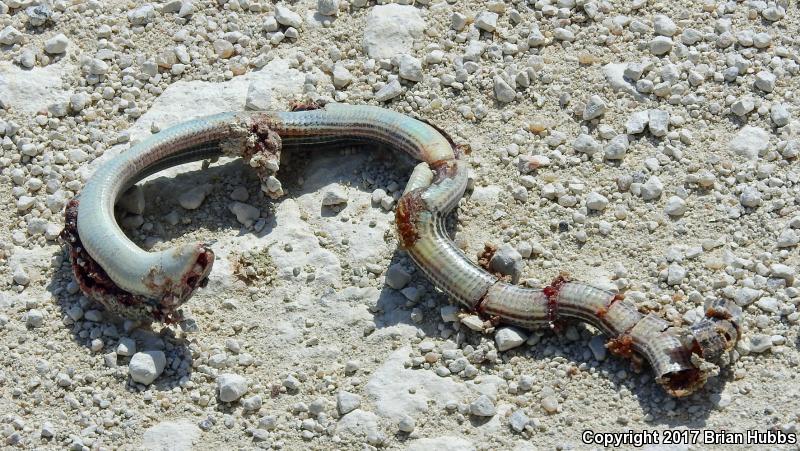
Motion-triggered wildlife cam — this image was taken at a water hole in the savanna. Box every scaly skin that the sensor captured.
[63,103,742,397]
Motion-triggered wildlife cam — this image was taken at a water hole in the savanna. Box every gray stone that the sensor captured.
[585,192,609,211]
[335,410,379,441]
[40,422,55,439]
[739,186,762,208]
[554,28,575,41]
[770,103,790,127]
[527,28,546,47]
[385,264,411,289]
[365,347,469,422]
[588,336,607,361]
[451,13,468,31]
[116,337,136,356]
[118,185,145,215]
[178,184,211,210]
[755,297,780,314]
[648,109,669,137]
[754,70,776,92]
[653,14,676,36]
[375,79,402,102]
[641,176,663,200]
[87,58,109,76]
[731,96,755,116]
[245,81,272,111]
[469,395,495,417]
[242,395,263,411]
[783,140,800,159]
[762,6,785,22]
[460,315,484,331]
[664,195,686,217]
[649,36,673,55]
[229,187,249,202]
[275,5,302,28]
[572,134,601,155]
[49,101,68,117]
[667,263,686,285]
[18,49,35,68]
[129,351,166,385]
[162,0,184,13]
[322,185,348,206]
[337,391,361,415]
[626,110,649,134]
[141,420,201,451]
[229,202,260,226]
[777,229,799,248]
[217,373,249,402]
[128,4,156,25]
[69,92,90,112]
[541,395,559,413]
[363,5,424,60]
[44,33,69,54]
[398,415,415,433]
[603,63,645,100]
[604,135,629,160]
[332,63,353,89]
[495,327,527,351]
[212,39,234,58]
[317,0,339,16]
[474,11,498,32]
[178,0,194,18]
[398,55,423,82]
[729,126,768,159]
[0,58,72,114]
[582,95,607,120]
[489,244,523,283]
[770,264,796,280]
[263,16,279,32]
[734,287,761,306]
[680,27,703,46]
[493,76,516,103]
[0,26,22,45]
[26,309,44,328]
[509,409,529,433]
[440,305,459,322]
[749,334,772,353]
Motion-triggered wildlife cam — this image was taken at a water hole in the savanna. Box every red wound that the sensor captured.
[606,335,635,359]
[289,101,322,112]
[395,190,425,248]
[543,274,568,325]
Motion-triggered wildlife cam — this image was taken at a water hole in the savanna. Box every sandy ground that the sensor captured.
[1,0,799,449]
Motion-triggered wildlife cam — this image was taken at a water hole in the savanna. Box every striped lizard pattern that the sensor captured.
[61,103,741,397]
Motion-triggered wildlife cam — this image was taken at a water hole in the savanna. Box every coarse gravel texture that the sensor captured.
[0,0,799,450]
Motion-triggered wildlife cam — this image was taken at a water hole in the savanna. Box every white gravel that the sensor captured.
[0,0,798,449]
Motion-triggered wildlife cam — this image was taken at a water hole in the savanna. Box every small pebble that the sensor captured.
[129,351,166,385]
[178,185,211,210]
[217,373,249,402]
[495,327,527,351]
[337,391,361,415]
[585,192,609,211]
[322,185,348,206]
[385,265,411,289]
[44,33,69,54]
[664,196,687,217]
[582,95,607,120]
[469,395,496,417]
[398,415,415,433]
[26,309,44,328]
